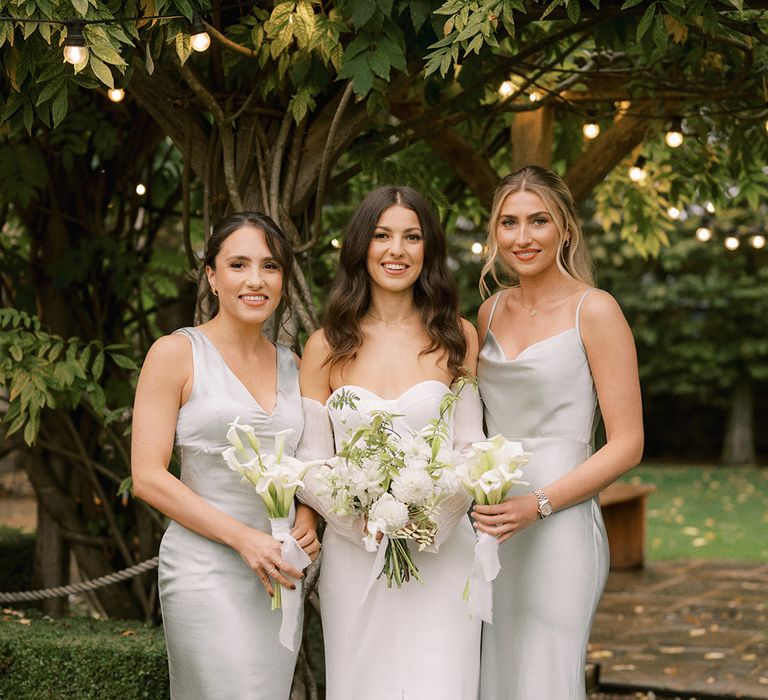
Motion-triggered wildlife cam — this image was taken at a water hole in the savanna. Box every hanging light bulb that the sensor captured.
[471,242,483,255]
[750,234,766,249]
[135,183,147,196]
[107,87,125,103]
[63,21,88,65]
[705,201,715,214]
[667,206,681,220]
[628,156,647,183]
[190,10,211,52]
[724,236,740,251]
[498,81,514,98]
[582,111,600,139]
[665,116,684,148]
[529,90,541,102]
[695,227,712,242]
[331,238,341,249]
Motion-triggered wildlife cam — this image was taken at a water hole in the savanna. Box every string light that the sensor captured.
[331,238,341,249]
[135,183,146,196]
[190,10,211,52]
[705,201,715,214]
[498,81,513,98]
[471,242,483,255]
[582,111,600,139]
[529,90,541,102]
[107,87,125,102]
[628,156,647,183]
[695,227,712,242]
[63,21,87,65]
[667,206,681,220]
[724,236,739,251]
[665,116,684,148]
[751,234,766,249]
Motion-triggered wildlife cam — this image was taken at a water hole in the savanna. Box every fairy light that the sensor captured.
[705,201,715,214]
[107,87,125,102]
[665,117,684,148]
[498,81,514,98]
[667,206,681,220]
[582,111,600,139]
[751,234,766,249]
[331,238,341,249]
[63,21,88,65]
[135,183,146,196]
[471,242,483,255]
[724,236,740,251]
[529,90,541,102]
[190,10,211,52]
[695,227,712,242]
[628,156,647,183]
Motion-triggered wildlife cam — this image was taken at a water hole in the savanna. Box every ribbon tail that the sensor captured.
[346,535,389,646]
[277,535,312,652]
[466,532,501,624]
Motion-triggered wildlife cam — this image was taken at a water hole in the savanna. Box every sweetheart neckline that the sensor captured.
[485,326,576,363]
[325,379,451,406]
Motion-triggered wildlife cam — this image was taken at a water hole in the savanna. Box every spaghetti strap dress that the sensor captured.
[158,327,304,700]
[477,290,610,700]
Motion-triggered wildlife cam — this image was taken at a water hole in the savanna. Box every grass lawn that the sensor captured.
[618,464,768,560]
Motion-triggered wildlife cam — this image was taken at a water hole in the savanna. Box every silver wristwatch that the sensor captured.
[534,489,552,519]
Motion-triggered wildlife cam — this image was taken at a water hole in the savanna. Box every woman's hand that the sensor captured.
[235,527,303,597]
[471,493,540,544]
[292,503,321,561]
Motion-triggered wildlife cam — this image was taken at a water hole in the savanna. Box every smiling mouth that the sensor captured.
[240,294,268,302]
[514,249,539,260]
[382,263,408,271]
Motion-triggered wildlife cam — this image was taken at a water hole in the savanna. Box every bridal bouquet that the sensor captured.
[222,418,311,651]
[316,387,465,587]
[458,434,531,622]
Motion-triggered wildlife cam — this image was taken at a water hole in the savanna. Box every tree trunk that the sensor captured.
[720,376,756,465]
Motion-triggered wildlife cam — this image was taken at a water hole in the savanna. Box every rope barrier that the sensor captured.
[0,556,158,603]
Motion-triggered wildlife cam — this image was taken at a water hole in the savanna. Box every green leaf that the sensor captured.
[10,345,22,362]
[637,3,657,42]
[88,56,114,88]
[110,353,138,370]
[23,418,37,446]
[566,0,581,23]
[175,32,191,66]
[71,0,89,16]
[51,89,68,128]
[351,1,376,28]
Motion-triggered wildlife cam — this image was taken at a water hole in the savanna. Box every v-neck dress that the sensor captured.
[318,381,481,700]
[477,290,609,700]
[158,326,304,700]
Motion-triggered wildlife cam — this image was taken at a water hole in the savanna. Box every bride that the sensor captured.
[298,186,483,699]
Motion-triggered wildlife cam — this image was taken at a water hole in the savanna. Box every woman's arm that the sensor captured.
[473,291,643,542]
[131,334,301,594]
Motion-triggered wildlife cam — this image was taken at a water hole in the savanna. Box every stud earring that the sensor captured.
[212,287,219,296]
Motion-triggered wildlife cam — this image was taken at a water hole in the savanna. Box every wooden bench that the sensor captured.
[599,482,656,570]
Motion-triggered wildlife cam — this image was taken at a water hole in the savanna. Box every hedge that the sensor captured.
[0,610,169,699]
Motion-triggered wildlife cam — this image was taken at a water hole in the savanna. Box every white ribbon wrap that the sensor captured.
[466,531,501,623]
[269,516,312,652]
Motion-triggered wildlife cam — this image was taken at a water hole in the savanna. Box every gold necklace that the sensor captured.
[518,284,562,318]
[366,308,417,325]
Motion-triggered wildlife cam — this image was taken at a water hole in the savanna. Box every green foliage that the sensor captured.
[0,527,35,594]
[0,309,137,445]
[0,609,169,700]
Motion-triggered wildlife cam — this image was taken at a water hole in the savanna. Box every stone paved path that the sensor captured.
[589,560,768,699]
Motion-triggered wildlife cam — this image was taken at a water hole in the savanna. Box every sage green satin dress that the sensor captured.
[477,290,609,700]
[158,327,303,700]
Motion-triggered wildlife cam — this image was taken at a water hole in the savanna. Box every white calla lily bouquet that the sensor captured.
[222,419,311,651]
[458,434,531,622]
[316,385,466,587]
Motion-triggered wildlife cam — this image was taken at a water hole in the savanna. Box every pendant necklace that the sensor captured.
[518,283,562,318]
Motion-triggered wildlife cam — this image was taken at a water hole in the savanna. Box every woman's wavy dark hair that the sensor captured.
[197,211,294,321]
[323,186,467,378]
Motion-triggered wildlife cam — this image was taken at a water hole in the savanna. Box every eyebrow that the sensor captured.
[500,211,550,218]
[223,254,279,263]
[373,225,423,232]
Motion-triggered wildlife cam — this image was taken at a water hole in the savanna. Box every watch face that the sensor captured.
[540,502,552,517]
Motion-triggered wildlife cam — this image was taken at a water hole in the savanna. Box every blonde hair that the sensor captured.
[479,165,594,297]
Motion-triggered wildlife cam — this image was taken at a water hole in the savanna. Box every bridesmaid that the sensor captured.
[473,166,643,699]
[297,186,483,699]
[131,212,320,699]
